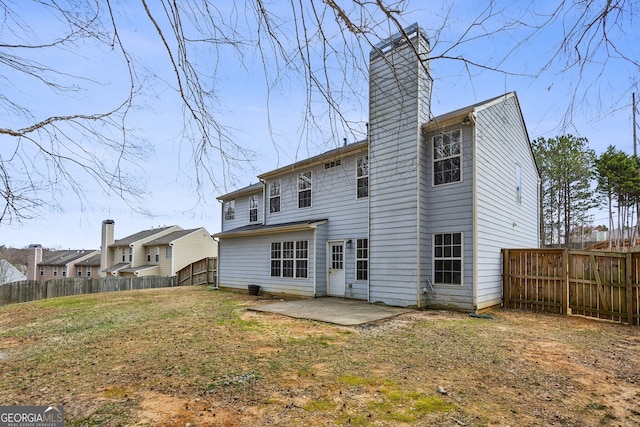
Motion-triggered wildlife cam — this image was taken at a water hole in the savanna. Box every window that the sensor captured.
[62,266,67,277]
[356,239,368,280]
[121,248,126,262]
[249,195,258,222]
[434,233,462,285]
[269,180,281,213]
[155,247,160,262]
[224,200,235,220]
[147,248,151,262]
[128,248,133,262]
[77,267,82,277]
[298,171,312,208]
[325,159,341,169]
[357,156,369,198]
[515,164,522,204]
[433,129,461,185]
[53,266,58,277]
[271,240,308,278]
[87,266,92,277]
[39,266,44,276]
[166,246,172,259]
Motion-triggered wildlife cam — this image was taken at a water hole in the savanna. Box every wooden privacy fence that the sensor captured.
[0,276,175,306]
[176,257,217,287]
[503,248,640,325]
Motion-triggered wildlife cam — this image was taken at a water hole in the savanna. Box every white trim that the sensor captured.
[432,232,464,287]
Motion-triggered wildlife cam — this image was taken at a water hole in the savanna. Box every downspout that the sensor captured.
[469,111,478,311]
[169,242,175,276]
[310,222,319,297]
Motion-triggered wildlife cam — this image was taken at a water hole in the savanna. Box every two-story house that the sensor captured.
[100,220,218,278]
[26,245,101,281]
[214,24,540,311]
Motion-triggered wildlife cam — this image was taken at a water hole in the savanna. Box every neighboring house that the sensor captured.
[100,220,218,277]
[0,259,27,285]
[75,253,102,278]
[214,24,540,311]
[27,245,101,281]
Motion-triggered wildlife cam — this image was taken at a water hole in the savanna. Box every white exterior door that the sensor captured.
[328,241,345,296]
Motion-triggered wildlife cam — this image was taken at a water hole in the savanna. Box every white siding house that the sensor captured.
[215,24,540,311]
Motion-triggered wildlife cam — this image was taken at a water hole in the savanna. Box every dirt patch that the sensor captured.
[0,287,639,426]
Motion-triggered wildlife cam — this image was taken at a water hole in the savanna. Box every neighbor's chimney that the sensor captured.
[26,244,43,281]
[100,219,115,277]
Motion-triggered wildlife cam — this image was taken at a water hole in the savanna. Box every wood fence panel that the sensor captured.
[176,257,217,287]
[505,249,640,325]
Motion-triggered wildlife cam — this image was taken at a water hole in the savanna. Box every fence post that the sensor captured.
[562,249,569,315]
[627,252,634,325]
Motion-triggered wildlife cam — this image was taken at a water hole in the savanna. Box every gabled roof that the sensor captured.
[214,219,328,238]
[103,262,129,274]
[143,228,203,246]
[119,265,160,274]
[216,183,262,201]
[0,259,27,284]
[76,253,102,266]
[39,250,98,266]
[111,226,176,247]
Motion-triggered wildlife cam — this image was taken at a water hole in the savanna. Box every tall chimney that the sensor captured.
[26,244,43,280]
[100,219,115,277]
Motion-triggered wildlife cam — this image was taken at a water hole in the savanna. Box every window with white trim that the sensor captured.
[147,248,152,262]
[128,248,133,262]
[249,195,258,222]
[298,171,312,208]
[62,266,67,277]
[155,247,160,262]
[166,246,172,259]
[39,266,44,276]
[121,248,126,262]
[356,238,368,280]
[434,233,462,285]
[53,266,58,277]
[270,240,308,278]
[269,180,281,213]
[433,129,461,185]
[87,266,92,277]
[77,267,83,277]
[224,200,235,220]
[357,156,368,198]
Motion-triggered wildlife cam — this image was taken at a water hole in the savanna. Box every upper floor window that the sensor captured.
[357,156,369,198]
[87,266,92,277]
[62,266,67,277]
[128,248,133,262]
[155,247,160,262]
[269,180,281,213]
[249,195,258,222]
[298,171,312,208]
[147,247,152,262]
[224,200,235,220]
[77,267,82,277]
[433,129,461,185]
[434,232,462,285]
[166,246,172,259]
[121,248,126,262]
[53,266,58,277]
[39,266,44,276]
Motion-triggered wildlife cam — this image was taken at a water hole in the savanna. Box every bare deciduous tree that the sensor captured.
[1,0,637,223]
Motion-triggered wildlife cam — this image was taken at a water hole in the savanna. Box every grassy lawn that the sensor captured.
[0,285,639,426]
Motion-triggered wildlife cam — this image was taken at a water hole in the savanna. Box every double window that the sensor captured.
[434,233,462,285]
[433,129,461,185]
[249,195,258,222]
[298,171,312,208]
[357,156,368,198]
[224,200,235,220]
[270,241,308,278]
[356,238,368,280]
[269,180,281,213]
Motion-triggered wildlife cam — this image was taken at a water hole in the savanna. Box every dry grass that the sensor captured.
[0,286,639,426]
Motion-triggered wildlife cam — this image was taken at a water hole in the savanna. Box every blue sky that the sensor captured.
[1,0,638,249]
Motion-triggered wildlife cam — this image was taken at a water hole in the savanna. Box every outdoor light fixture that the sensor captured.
[346,239,352,249]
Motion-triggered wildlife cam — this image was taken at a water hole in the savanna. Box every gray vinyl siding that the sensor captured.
[367,30,431,307]
[423,126,475,311]
[221,190,262,232]
[218,229,319,297]
[474,95,539,309]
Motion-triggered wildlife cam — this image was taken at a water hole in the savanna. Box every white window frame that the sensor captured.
[357,156,369,199]
[298,171,312,209]
[77,267,82,277]
[147,247,152,262]
[39,266,44,276]
[270,240,309,278]
[433,232,463,286]
[356,238,368,281]
[433,129,462,186]
[155,247,160,262]
[249,195,258,222]
[53,266,58,277]
[87,266,92,277]
[128,248,133,262]
[269,180,281,213]
[166,246,172,259]
[121,248,126,262]
[224,200,235,220]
